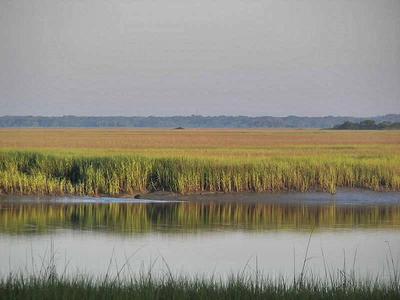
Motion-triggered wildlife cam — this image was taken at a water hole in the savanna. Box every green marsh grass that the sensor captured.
[1,268,399,300]
[0,150,399,196]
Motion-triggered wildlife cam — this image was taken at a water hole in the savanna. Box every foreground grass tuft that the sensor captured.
[0,273,399,300]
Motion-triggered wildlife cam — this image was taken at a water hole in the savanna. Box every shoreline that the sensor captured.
[2,189,400,205]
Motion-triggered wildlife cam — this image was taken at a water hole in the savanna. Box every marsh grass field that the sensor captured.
[1,129,400,299]
[1,128,400,156]
[0,129,399,196]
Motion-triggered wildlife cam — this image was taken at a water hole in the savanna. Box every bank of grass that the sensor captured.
[0,150,399,196]
[1,273,399,300]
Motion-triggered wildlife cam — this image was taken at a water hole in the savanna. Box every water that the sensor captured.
[0,191,399,281]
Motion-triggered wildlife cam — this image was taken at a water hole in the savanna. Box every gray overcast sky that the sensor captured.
[0,0,399,117]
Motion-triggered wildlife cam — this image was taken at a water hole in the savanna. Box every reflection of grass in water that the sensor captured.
[1,202,400,234]
[0,150,399,196]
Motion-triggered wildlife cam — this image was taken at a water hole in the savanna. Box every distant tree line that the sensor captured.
[333,120,400,130]
[0,114,399,128]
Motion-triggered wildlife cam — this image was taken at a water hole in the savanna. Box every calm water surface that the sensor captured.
[0,191,399,280]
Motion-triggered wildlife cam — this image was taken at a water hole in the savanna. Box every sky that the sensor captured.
[0,0,399,117]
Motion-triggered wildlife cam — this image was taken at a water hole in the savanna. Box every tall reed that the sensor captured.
[0,151,399,196]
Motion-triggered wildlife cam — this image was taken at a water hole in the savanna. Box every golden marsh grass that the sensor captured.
[0,129,399,195]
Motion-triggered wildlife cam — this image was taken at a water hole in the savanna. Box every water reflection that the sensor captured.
[1,200,399,234]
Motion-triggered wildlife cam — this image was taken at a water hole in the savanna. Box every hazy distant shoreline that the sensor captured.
[0,114,399,128]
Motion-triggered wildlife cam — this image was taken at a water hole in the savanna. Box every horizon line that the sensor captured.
[1,114,399,119]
